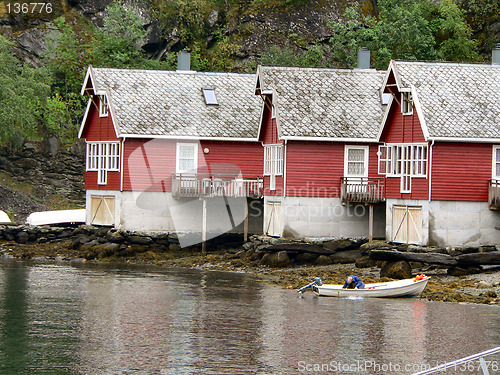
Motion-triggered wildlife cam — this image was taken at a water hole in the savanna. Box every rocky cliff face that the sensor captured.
[1,0,498,69]
[0,140,85,221]
[0,0,357,68]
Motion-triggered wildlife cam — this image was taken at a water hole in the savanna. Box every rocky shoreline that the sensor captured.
[0,223,499,306]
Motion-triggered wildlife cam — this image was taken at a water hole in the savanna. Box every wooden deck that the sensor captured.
[340,177,385,204]
[172,173,263,199]
[489,179,500,210]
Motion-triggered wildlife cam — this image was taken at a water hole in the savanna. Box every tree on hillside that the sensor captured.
[92,1,148,67]
[431,0,479,62]
[0,36,51,149]
[325,0,479,70]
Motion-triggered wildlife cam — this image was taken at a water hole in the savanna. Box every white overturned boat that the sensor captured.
[0,210,11,224]
[26,209,86,226]
[298,276,430,298]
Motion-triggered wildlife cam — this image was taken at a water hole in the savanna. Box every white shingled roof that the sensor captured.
[388,61,500,140]
[82,67,262,140]
[256,66,387,140]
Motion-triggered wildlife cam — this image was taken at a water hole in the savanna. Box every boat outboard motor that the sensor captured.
[297,277,323,294]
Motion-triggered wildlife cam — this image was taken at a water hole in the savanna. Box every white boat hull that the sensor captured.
[312,277,430,298]
[26,209,86,226]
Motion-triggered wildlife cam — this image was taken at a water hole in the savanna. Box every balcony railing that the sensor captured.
[341,177,385,204]
[489,179,500,210]
[172,173,263,199]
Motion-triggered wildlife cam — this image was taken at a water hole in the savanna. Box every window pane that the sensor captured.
[348,162,364,175]
[179,145,194,158]
[203,89,218,105]
[348,149,364,162]
[180,159,195,171]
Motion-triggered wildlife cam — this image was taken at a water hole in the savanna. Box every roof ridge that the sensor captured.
[260,65,385,74]
[394,60,499,69]
[91,66,255,77]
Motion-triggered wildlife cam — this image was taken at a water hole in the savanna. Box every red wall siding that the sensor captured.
[380,100,429,200]
[431,143,491,201]
[384,176,429,200]
[123,139,264,192]
[259,96,284,196]
[85,171,121,191]
[123,138,176,192]
[81,104,120,142]
[83,102,121,190]
[284,142,382,198]
[285,141,343,197]
[368,143,383,177]
[259,98,282,145]
[380,105,426,144]
[199,141,263,176]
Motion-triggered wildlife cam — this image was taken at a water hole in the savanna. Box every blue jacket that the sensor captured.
[342,275,365,289]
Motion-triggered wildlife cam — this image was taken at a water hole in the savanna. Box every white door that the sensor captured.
[265,202,281,237]
[392,205,422,244]
[90,196,115,226]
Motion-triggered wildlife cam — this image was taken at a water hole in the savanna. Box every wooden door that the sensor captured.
[90,196,115,226]
[392,205,422,244]
[265,202,281,237]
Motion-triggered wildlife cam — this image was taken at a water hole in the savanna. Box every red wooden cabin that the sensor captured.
[254,65,388,238]
[378,60,500,246]
[79,63,264,240]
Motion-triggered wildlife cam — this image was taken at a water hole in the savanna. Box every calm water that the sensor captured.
[0,259,498,375]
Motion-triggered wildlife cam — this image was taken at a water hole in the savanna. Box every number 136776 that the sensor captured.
[6,2,53,13]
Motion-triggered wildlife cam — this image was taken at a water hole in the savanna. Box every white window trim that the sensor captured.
[401,92,413,116]
[176,143,198,173]
[270,96,276,119]
[86,141,120,185]
[378,143,427,178]
[264,144,283,191]
[99,95,108,117]
[378,143,428,193]
[493,145,500,180]
[344,145,369,178]
[264,144,283,176]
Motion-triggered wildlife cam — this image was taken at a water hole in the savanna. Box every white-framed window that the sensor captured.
[401,92,413,115]
[99,95,108,117]
[202,88,218,105]
[86,142,120,185]
[344,145,368,177]
[494,145,500,179]
[176,143,198,173]
[264,144,283,191]
[264,144,283,176]
[378,143,428,193]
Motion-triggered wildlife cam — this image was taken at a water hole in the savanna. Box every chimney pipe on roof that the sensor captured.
[177,50,191,71]
[357,47,370,69]
[493,44,500,66]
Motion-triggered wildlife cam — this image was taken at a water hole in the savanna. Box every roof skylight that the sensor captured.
[202,88,218,105]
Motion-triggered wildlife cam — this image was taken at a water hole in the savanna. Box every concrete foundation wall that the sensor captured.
[86,190,263,236]
[428,201,500,247]
[386,199,500,247]
[265,196,386,239]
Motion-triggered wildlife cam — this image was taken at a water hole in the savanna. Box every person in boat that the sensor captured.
[342,275,365,289]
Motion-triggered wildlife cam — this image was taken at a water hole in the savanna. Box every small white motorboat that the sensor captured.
[298,276,430,298]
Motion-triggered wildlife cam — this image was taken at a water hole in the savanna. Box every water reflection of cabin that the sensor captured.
[78,58,264,238]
